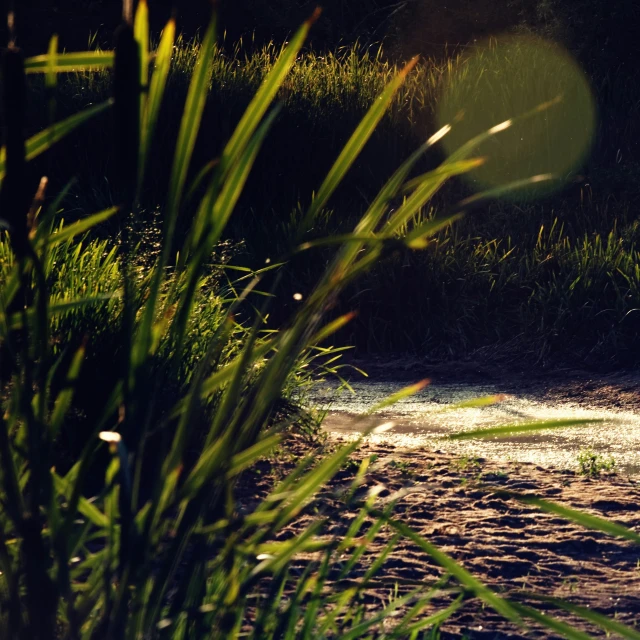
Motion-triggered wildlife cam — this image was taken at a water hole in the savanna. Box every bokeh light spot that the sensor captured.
[436,35,596,200]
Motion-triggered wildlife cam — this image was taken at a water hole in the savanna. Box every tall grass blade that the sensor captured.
[366,379,430,414]
[505,493,640,543]
[24,51,114,74]
[53,474,109,528]
[372,511,523,623]
[134,0,149,114]
[8,294,120,331]
[221,9,321,174]
[301,56,419,234]
[508,601,593,640]
[524,594,640,639]
[384,159,484,236]
[457,174,558,209]
[190,105,281,254]
[139,16,175,187]
[135,12,215,366]
[48,344,84,437]
[163,12,216,240]
[441,394,509,411]
[42,207,118,247]
[449,418,605,440]
[0,101,113,180]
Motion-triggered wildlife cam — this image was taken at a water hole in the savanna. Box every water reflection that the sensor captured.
[312,381,640,475]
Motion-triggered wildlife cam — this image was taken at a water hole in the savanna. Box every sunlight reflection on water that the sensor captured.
[311,381,640,475]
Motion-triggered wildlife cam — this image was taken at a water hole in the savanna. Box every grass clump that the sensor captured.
[577,447,617,478]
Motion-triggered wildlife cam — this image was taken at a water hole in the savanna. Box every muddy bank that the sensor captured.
[238,439,640,638]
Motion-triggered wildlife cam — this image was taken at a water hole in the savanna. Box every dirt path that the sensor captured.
[239,437,640,638]
[327,441,640,638]
[336,357,640,411]
[243,364,640,637]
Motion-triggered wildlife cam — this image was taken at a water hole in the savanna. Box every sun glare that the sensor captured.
[436,35,596,200]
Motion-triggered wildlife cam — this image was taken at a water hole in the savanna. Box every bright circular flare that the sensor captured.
[436,35,596,200]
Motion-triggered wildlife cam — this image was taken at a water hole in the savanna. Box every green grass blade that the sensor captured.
[440,394,509,411]
[403,213,465,248]
[366,379,431,415]
[49,344,85,437]
[163,12,216,236]
[300,56,418,234]
[199,340,273,403]
[358,124,453,234]
[505,493,640,543]
[0,100,113,180]
[190,104,280,255]
[41,207,119,247]
[524,594,640,639]
[342,588,440,639]
[185,158,218,205]
[273,441,361,529]
[449,418,605,440]
[401,596,464,636]
[457,174,558,209]
[309,123,453,299]
[371,510,522,623]
[174,107,280,348]
[343,592,461,640]
[227,433,282,477]
[220,9,320,174]
[250,520,326,578]
[401,157,485,194]
[53,474,109,528]
[24,51,114,74]
[311,126,452,296]
[135,13,215,366]
[308,312,357,345]
[508,601,594,640]
[297,233,398,252]
[384,159,484,236]
[139,16,175,186]
[46,35,58,92]
[296,213,458,253]
[8,294,120,331]
[447,96,563,165]
[134,0,149,104]
[178,438,228,500]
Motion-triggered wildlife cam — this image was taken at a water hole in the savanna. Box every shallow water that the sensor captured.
[310,380,640,475]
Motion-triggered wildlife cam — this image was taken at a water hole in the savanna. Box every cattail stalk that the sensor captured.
[0,45,29,258]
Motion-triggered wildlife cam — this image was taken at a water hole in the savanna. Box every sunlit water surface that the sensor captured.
[310,381,640,475]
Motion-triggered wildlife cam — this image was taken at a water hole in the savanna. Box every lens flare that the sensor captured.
[436,35,596,200]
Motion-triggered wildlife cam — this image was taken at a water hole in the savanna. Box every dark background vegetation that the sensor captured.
[8,0,639,67]
[7,0,640,368]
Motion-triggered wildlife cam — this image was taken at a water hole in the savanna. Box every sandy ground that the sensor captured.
[237,366,640,638]
[238,439,640,638]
